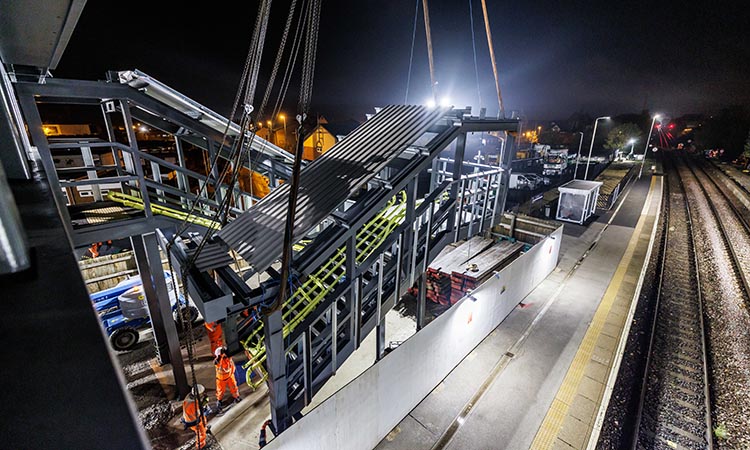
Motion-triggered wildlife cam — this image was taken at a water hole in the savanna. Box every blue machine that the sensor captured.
[90,272,199,351]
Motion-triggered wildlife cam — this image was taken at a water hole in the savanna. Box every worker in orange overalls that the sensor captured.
[214,346,241,408]
[182,384,208,449]
[204,321,224,355]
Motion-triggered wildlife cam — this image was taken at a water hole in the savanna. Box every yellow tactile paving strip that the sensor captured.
[530,176,659,450]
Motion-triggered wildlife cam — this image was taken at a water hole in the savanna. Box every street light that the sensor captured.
[267,120,273,143]
[627,138,636,158]
[279,114,287,149]
[639,114,661,178]
[573,131,584,179]
[584,116,610,180]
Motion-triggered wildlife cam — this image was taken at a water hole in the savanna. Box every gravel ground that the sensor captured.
[679,157,750,449]
[636,163,708,449]
[116,327,223,450]
[599,154,750,449]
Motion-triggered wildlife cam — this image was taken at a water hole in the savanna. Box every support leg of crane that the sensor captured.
[263,309,289,434]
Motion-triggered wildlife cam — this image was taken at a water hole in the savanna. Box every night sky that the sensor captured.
[55,1,750,122]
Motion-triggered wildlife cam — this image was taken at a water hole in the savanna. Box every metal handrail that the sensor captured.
[50,140,263,221]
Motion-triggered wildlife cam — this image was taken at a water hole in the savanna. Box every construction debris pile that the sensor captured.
[426,236,524,305]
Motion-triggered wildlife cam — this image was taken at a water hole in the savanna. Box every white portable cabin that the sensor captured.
[556,180,602,224]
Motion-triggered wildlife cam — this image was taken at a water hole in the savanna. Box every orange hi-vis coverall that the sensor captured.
[205,322,224,354]
[183,396,207,449]
[215,354,239,401]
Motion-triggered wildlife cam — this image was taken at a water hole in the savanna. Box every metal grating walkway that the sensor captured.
[213,104,449,273]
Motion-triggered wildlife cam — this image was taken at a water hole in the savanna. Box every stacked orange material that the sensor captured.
[425,236,494,305]
[450,241,524,304]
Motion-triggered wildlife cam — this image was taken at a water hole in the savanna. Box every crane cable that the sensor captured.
[272,0,322,314]
[163,4,279,447]
[480,0,504,118]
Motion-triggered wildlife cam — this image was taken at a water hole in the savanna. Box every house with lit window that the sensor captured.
[302,119,361,160]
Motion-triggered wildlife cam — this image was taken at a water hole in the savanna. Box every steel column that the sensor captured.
[121,104,152,216]
[16,93,76,248]
[454,179,466,242]
[446,132,467,233]
[80,146,102,201]
[0,63,32,179]
[417,203,432,330]
[479,175,491,232]
[467,177,478,237]
[496,132,515,218]
[224,313,240,354]
[490,173,502,230]
[0,162,29,273]
[410,218,419,287]
[394,233,403,302]
[353,276,363,347]
[376,253,385,360]
[263,309,289,433]
[173,136,191,209]
[131,233,189,398]
[330,300,338,374]
[303,330,313,405]
[116,101,137,182]
[402,178,416,283]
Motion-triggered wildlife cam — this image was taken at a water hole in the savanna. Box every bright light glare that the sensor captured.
[426,99,436,108]
[439,97,452,107]
[138,126,148,132]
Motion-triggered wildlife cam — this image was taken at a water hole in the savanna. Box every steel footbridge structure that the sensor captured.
[11,69,520,430]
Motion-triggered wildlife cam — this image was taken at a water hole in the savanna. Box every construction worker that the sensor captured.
[182,384,208,449]
[204,321,223,355]
[214,346,241,408]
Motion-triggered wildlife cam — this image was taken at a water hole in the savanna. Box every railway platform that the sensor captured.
[376,171,663,450]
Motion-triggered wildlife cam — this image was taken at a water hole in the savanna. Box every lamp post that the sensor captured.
[584,116,610,180]
[573,131,584,179]
[639,114,660,178]
[627,138,636,158]
[279,114,287,149]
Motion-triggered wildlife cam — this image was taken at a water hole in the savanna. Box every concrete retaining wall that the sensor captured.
[267,226,563,450]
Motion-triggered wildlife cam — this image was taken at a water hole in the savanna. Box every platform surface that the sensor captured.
[375,173,662,450]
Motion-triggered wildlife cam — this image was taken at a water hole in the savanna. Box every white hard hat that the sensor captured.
[214,347,225,357]
[190,384,206,398]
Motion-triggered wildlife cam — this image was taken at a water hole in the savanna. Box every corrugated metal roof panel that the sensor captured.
[212,105,448,273]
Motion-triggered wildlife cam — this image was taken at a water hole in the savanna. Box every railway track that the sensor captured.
[634,156,712,449]
[673,153,750,448]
